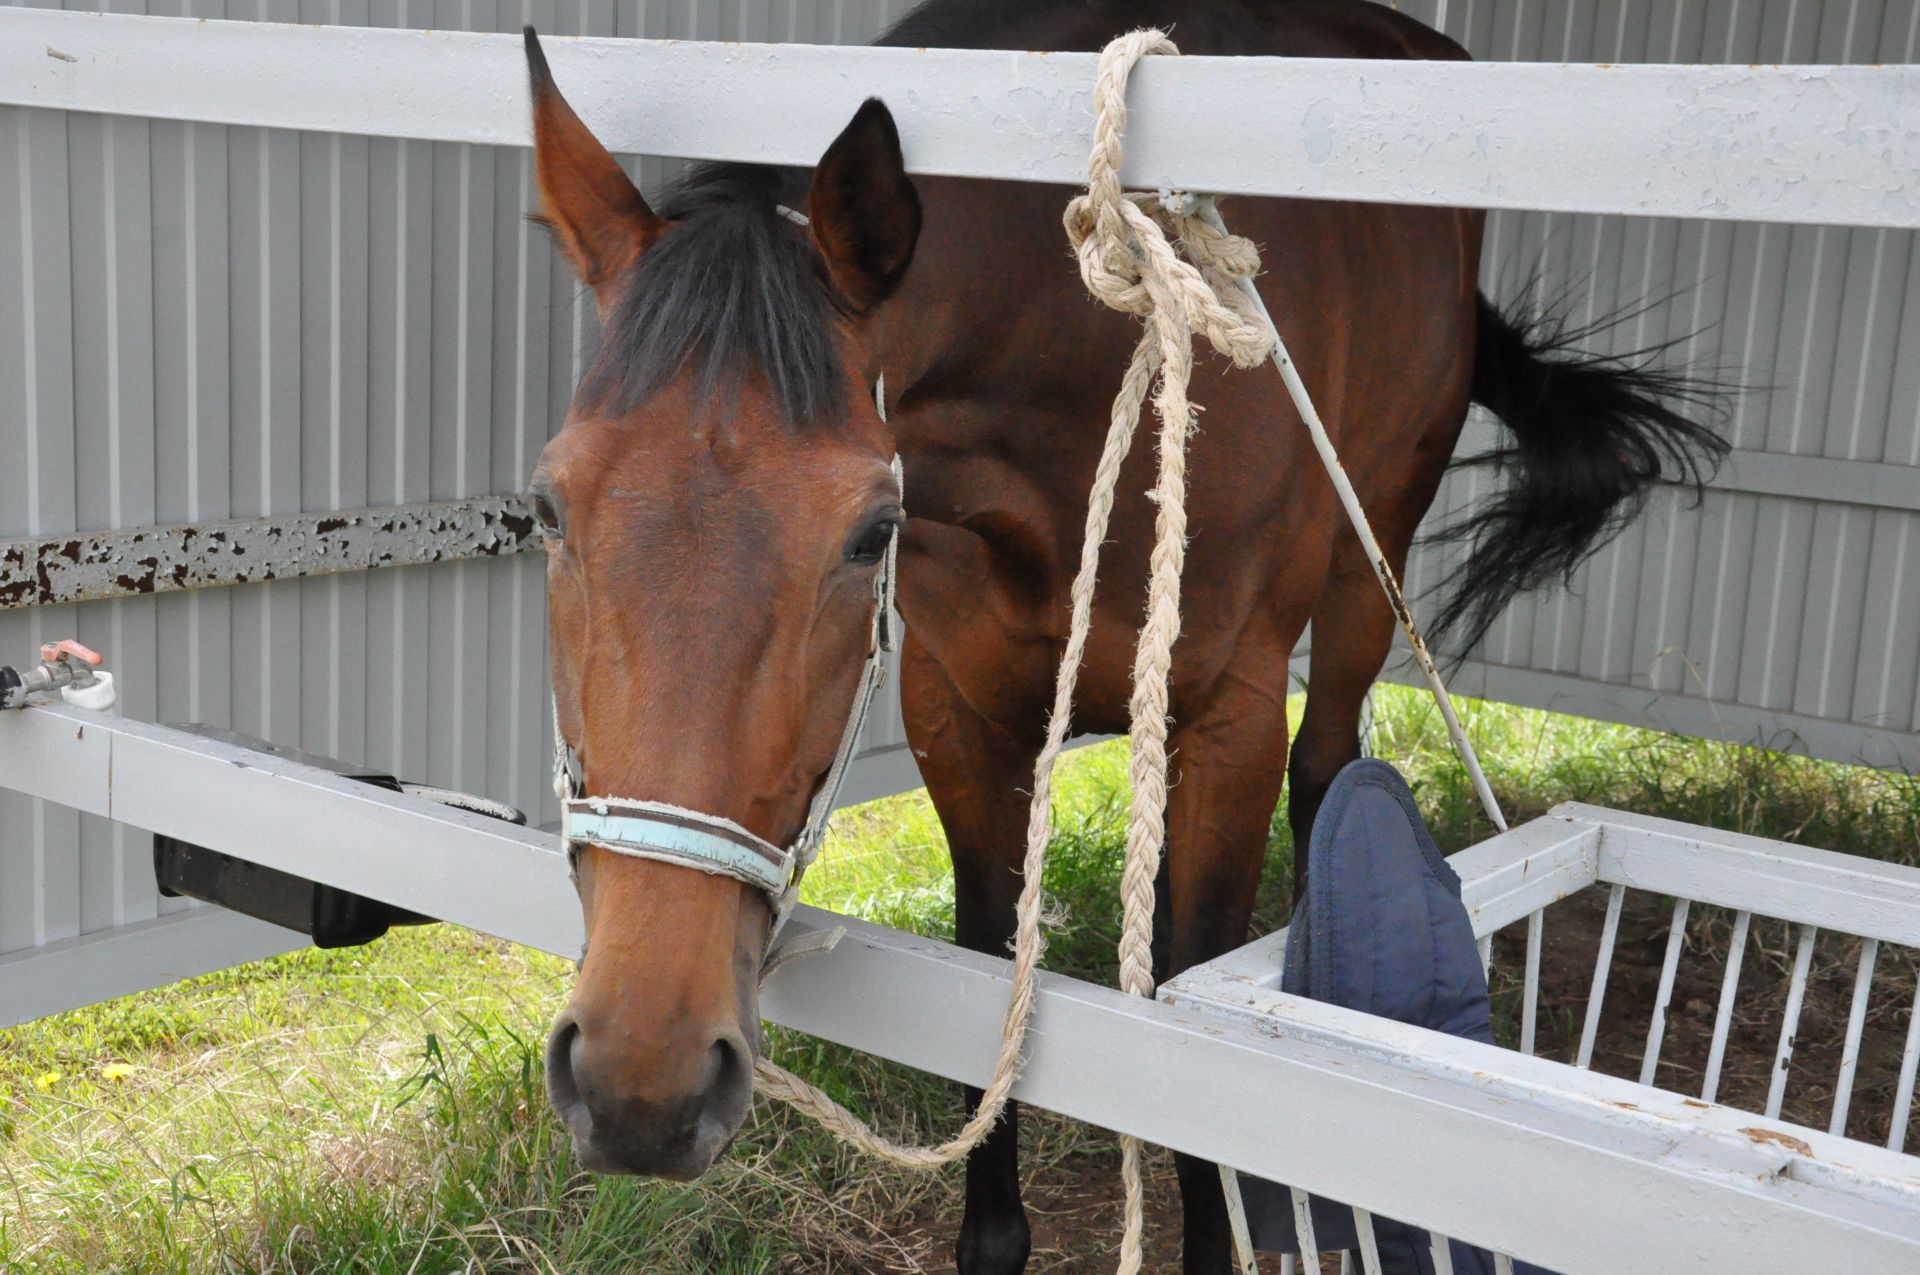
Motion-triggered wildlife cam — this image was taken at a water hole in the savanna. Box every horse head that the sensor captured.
[522,28,920,1179]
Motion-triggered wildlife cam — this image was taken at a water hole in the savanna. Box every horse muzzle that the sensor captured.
[545,1007,756,1179]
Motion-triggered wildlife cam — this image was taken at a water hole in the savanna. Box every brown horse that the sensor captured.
[524,2,1722,1270]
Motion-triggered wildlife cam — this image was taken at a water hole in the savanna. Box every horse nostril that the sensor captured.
[541,1012,756,1178]
[545,1014,587,1129]
[709,1034,746,1092]
[699,1031,754,1134]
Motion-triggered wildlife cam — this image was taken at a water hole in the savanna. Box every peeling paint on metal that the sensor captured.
[1741,1127,1816,1158]
[0,496,545,610]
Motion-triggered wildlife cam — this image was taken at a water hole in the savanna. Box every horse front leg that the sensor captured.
[1289,495,1433,893]
[1159,655,1297,1273]
[901,638,1042,1275]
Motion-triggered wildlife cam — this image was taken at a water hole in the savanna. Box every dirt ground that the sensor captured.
[837,884,1918,1272]
[885,1142,1197,1273]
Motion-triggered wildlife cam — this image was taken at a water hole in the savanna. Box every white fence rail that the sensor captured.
[4,700,1918,1273]
[3,10,1918,227]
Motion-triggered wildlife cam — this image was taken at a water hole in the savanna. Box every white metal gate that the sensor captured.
[4,700,1917,1270]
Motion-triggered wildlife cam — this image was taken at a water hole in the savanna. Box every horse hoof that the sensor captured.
[955,1211,1031,1275]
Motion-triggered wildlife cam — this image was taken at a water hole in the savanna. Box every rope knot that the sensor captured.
[1060,31,1275,370]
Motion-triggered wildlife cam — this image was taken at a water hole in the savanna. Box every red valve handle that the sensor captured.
[39,639,103,667]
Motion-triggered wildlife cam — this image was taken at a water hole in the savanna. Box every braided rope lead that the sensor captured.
[1062,30,1280,1273]
[747,32,1205,1182]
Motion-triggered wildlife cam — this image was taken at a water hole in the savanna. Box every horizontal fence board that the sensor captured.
[1580,803,1920,949]
[2,10,1918,226]
[0,906,304,1027]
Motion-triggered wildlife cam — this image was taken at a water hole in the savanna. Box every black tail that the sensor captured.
[1428,291,1731,655]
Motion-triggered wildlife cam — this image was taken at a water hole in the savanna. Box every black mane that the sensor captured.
[580,164,847,428]
[577,0,1098,429]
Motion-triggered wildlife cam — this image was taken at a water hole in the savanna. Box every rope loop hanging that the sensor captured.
[1062,29,1280,1271]
[1062,34,1272,371]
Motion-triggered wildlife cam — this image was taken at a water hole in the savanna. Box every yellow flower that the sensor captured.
[33,1070,61,1091]
[100,1063,136,1082]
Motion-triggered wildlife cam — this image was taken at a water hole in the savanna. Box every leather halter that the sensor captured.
[553,380,900,939]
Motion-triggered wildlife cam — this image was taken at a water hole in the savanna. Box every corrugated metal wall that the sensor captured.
[0,0,928,984]
[1403,0,1920,773]
[1,0,1915,1002]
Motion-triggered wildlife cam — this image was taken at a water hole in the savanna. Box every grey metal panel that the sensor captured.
[0,0,922,971]
[1388,0,1920,771]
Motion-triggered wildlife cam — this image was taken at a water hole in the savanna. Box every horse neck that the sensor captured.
[873,177,1134,467]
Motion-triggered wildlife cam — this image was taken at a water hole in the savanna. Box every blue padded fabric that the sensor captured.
[1237,759,1554,1275]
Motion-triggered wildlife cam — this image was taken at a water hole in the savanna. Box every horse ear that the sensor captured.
[524,27,666,302]
[808,99,922,312]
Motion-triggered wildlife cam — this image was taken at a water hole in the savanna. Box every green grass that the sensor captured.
[3,687,1916,1273]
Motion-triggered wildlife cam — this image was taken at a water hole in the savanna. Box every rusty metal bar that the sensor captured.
[0,496,542,609]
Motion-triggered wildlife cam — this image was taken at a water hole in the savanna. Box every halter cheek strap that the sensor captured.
[555,379,900,942]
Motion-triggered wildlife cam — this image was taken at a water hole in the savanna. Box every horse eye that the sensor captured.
[846,515,899,566]
[529,488,565,539]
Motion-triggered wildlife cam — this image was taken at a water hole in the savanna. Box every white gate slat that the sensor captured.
[1575,882,1626,1069]
[1354,1207,1385,1275]
[1766,923,1820,1119]
[1831,937,1881,1137]
[1291,1188,1322,1271]
[1701,909,1753,1104]
[1521,908,1543,1057]
[1890,977,1920,1153]
[1639,898,1692,1086]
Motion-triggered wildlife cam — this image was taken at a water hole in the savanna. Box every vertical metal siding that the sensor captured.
[1,2,1915,991]
[1387,0,1920,772]
[0,0,928,967]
